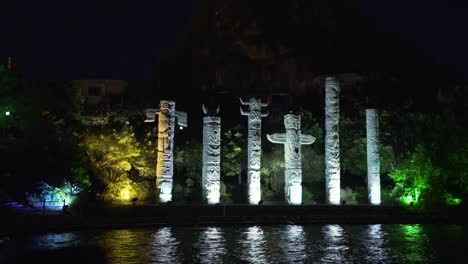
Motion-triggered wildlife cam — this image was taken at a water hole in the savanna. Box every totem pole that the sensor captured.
[366,108,380,205]
[202,104,221,204]
[240,97,269,204]
[324,76,341,205]
[267,114,315,205]
[145,100,187,203]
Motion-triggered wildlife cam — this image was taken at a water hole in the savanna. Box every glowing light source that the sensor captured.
[119,188,130,200]
[289,185,302,205]
[5,111,10,116]
[159,183,172,203]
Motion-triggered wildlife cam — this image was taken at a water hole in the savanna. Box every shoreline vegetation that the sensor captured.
[2,204,465,236]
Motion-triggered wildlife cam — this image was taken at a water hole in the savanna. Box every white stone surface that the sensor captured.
[240,98,268,204]
[145,100,187,203]
[267,114,315,205]
[325,77,341,205]
[202,116,221,204]
[366,109,381,205]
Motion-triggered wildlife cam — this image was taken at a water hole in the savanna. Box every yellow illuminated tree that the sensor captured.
[81,127,155,201]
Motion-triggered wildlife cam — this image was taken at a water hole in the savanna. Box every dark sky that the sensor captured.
[1,1,467,82]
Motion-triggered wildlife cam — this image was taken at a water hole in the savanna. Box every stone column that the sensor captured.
[145,100,187,203]
[366,109,380,205]
[267,114,315,205]
[240,97,268,204]
[325,77,341,205]
[202,106,221,204]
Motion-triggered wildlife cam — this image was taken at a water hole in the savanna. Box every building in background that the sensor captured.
[72,79,127,105]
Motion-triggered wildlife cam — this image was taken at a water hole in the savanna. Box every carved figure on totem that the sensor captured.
[267,114,315,205]
[202,104,221,204]
[240,97,269,204]
[145,100,187,203]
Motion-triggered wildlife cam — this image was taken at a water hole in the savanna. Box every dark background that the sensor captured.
[0,0,466,81]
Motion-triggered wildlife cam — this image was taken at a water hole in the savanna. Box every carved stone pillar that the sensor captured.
[145,100,187,203]
[240,98,268,204]
[325,77,341,205]
[267,114,315,205]
[366,109,380,205]
[202,112,221,204]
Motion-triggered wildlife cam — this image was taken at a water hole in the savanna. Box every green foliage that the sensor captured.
[389,145,440,207]
[174,139,202,202]
[340,187,358,204]
[261,144,284,196]
[302,186,315,203]
[221,125,246,184]
[26,180,82,206]
[301,111,325,183]
[80,126,155,201]
[70,167,91,188]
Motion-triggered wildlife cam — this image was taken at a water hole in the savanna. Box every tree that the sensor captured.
[80,126,155,201]
[389,145,440,207]
[174,139,203,202]
[221,125,246,184]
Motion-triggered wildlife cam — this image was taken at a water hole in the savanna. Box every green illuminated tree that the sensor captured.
[389,145,439,207]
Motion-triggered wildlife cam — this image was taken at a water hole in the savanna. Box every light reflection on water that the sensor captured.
[285,225,307,263]
[151,227,181,264]
[194,227,226,264]
[2,224,466,264]
[365,224,388,263]
[31,232,79,250]
[319,224,350,263]
[238,226,268,264]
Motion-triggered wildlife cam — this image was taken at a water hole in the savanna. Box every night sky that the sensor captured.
[1,1,467,82]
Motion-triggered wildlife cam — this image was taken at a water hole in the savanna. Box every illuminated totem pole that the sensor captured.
[145,100,187,203]
[366,108,380,205]
[202,104,221,204]
[240,97,269,204]
[267,114,315,205]
[324,76,341,205]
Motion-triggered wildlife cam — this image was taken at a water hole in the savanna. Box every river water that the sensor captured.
[1,224,466,263]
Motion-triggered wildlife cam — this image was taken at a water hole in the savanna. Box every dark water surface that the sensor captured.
[1,224,466,263]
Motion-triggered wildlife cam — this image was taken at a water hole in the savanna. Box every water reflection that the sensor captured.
[399,224,432,264]
[195,227,226,264]
[365,224,388,263]
[96,229,152,264]
[32,232,79,250]
[239,226,268,264]
[4,224,467,264]
[320,224,349,263]
[285,225,307,263]
[151,227,181,264]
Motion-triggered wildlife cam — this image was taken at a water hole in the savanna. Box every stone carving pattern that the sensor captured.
[146,100,187,203]
[366,109,380,205]
[325,77,341,205]
[267,114,315,205]
[203,116,221,204]
[240,98,268,204]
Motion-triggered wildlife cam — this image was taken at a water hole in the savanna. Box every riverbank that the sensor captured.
[2,204,466,236]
